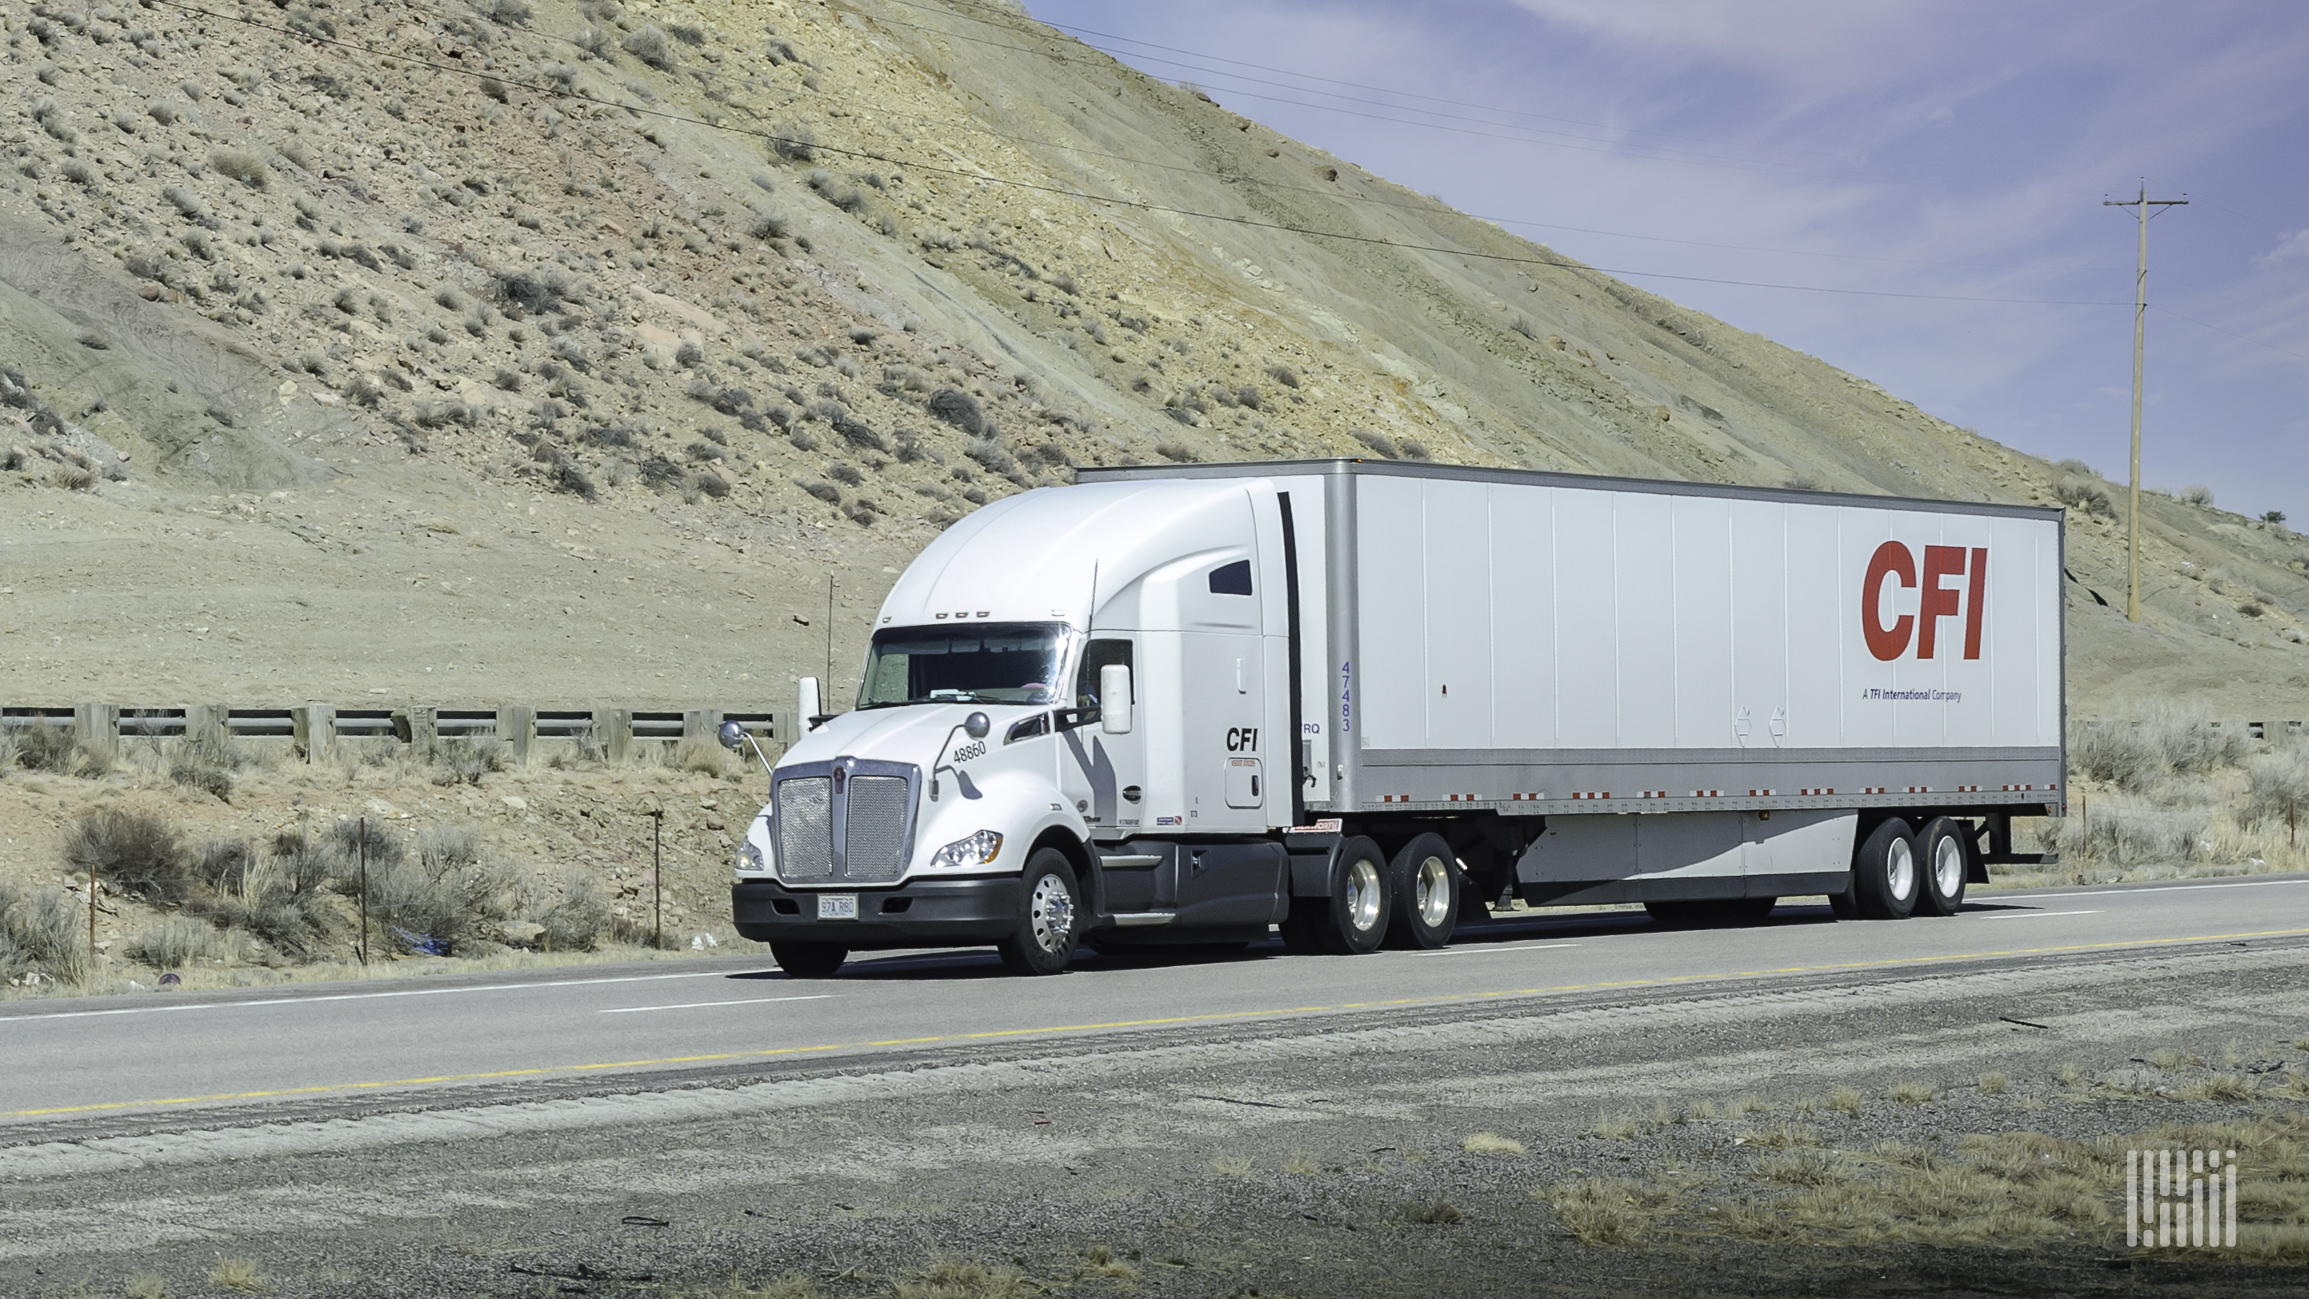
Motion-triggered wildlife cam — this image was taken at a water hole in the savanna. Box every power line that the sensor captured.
[141,1,2127,310]
[2151,305,2309,364]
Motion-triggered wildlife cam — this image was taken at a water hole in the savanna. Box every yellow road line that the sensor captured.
[8,926,2306,1121]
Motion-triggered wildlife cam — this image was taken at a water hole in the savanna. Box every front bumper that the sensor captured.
[732,876,1020,949]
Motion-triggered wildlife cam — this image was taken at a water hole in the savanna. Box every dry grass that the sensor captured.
[1731,1093,1770,1115]
[208,1257,270,1294]
[2055,1062,2088,1085]
[1282,1149,1318,1175]
[894,1260,1026,1299]
[1401,1198,1463,1224]
[1586,1110,1641,1140]
[1211,1152,1253,1177]
[1738,1122,1821,1150]
[1887,1080,1937,1104]
[1080,1246,1137,1280]
[1461,1131,1527,1156]
[125,1274,168,1299]
[1755,1148,1843,1186]
[1544,1176,1685,1245]
[1827,1086,1865,1115]
[671,1275,823,1299]
[1978,1071,2009,1095]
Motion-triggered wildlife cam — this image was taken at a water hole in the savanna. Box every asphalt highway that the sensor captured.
[5,874,2306,1128]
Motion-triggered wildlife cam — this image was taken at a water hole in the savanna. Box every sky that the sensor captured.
[1008,0,2309,518]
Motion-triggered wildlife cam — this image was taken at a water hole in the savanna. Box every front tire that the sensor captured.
[771,941,847,978]
[997,849,1082,975]
[1915,817,1969,916]
[1850,818,1920,920]
[1384,833,1459,949]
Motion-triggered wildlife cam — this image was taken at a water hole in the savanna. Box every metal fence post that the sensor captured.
[652,808,665,952]
[359,815,370,966]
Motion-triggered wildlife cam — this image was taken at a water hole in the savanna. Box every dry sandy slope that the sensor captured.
[3,2,2308,714]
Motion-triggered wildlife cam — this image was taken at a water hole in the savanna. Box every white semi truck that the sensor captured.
[729,459,2064,976]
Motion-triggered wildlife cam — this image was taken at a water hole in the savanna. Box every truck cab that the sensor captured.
[732,477,1304,976]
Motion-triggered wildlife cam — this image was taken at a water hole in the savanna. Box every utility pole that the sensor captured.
[2103,181,2187,622]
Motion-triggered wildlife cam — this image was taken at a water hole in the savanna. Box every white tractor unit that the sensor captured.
[729,459,2065,976]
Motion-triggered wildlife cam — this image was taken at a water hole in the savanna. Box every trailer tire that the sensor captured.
[1384,833,1459,949]
[771,942,848,978]
[997,849,1082,975]
[1916,817,1969,916]
[1851,818,1920,920]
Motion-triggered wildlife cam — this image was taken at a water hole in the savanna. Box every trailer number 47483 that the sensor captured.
[1226,727,1260,752]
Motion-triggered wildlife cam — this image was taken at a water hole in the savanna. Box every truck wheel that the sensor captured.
[1318,837,1391,955]
[1385,833,1460,949]
[771,942,847,978]
[1915,817,1969,916]
[1851,818,1920,920]
[997,849,1082,975]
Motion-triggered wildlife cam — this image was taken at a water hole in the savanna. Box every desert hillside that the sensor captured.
[3,0,2307,717]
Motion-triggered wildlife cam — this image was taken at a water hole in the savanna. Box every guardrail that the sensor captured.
[1,703,788,765]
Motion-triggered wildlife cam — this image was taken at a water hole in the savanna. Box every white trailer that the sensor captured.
[730,460,2064,975]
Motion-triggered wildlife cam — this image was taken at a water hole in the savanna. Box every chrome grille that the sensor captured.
[843,776,911,883]
[775,776,834,881]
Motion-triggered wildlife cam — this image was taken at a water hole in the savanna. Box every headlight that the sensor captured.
[737,840,766,874]
[928,830,1003,871]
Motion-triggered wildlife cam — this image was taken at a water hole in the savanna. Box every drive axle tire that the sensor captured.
[1384,833,1460,950]
[1850,818,1920,920]
[1304,836,1390,955]
[771,942,848,978]
[1915,816,1970,916]
[997,849,1082,975]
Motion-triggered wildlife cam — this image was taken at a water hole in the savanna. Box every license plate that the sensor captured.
[817,894,859,921]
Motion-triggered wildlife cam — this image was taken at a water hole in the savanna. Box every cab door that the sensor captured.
[1058,636,1147,834]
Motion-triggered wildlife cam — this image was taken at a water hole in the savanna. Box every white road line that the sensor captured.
[1425,942,1584,956]
[0,968,755,1024]
[1992,878,2309,902]
[600,995,834,1014]
[1977,909,2104,920]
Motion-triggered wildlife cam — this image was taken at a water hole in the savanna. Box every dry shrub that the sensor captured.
[12,721,96,775]
[2072,705,2249,792]
[2244,747,2309,827]
[64,805,196,901]
[1755,1148,1842,1186]
[0,884,88,984]
[2051,800,2208,867]
[126,915,232,968]
[1462,1131,1527,1156]
[676,737,730,776]
[167,733,244,801]
[432,738,507,786]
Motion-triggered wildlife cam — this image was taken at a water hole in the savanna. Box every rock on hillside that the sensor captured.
[2,0,2307,716]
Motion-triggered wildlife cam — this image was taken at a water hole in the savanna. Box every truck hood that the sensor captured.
[777,703,1042,771]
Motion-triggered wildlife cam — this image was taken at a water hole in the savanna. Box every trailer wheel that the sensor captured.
[1850,818,1920,920]
[1915,817,1969,916]
[1385,833,1459,949]
[997,849,1082,975]
[771,942,848,978]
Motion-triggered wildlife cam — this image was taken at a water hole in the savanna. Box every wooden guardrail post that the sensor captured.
[293,704,335,763]
[498,705,537,766]
[392,705,438,753]
[598,707,632,764]
[185,704,228,751]
[682,709,723,750]
[74,703,119,765]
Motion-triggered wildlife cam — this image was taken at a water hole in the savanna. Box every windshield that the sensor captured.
[857,622,1072,708]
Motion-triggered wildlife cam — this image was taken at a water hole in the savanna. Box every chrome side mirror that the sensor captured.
[964,711,991,740]
[717,719,747,751]
[1100,665,1132,735]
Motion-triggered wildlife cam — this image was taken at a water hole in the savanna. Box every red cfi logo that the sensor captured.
[1863,541,1986,661]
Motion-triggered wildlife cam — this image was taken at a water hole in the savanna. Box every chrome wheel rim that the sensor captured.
[1887,837,1916,901]
[1343,857,1384,932]
[1933,835,1963,898]
[1414,855,1453,929]
[1028,872,1075,954]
